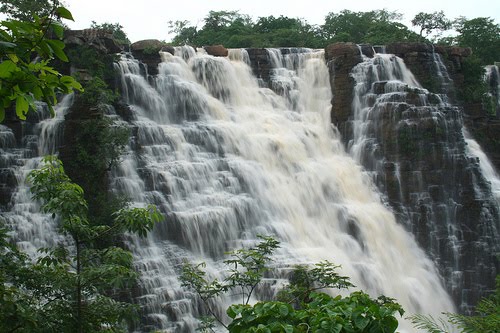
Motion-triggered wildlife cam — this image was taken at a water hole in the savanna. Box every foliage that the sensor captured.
[181,236,404,332]
[363,21,420,45]
[65,44,118,84]
[90,21,130,45]
[78,76,118,106]
[322,9,415,44]
[227,292,403,333]
[411,11,452,40]
[276,261,354,306]
[166,9,500,60]
[0,0,62,21]
[0,156,161,332]
[0,6,83,122]
[168,11,324,48]
[459,55,489,104]
[63,115,130,233]
[454,17,500,65]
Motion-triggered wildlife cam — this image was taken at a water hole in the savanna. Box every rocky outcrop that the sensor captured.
[204,45,228,57]
[325,43,363,137]
[64,29,124,54]
[384,43,500,170]
[246,48,273,87]
[326,42,499,312]
[130,39,167,76]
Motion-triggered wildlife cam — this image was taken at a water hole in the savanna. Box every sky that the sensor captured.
[64,0,500,43]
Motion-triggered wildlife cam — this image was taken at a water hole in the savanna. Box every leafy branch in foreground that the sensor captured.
[181,236,404,333]
[0,5,83,122]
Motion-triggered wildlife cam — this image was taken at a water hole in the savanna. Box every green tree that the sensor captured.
[0,5,83,122]
[181,236,404,332]
[322,9,403,43]
[454,17,500,65]
[459,54,489,104]
[0,0,62,21]
[90,21,130,46]
[0,156,162,332]
[364,21,420,45]
[168,20,198,45]
[411,11,452,40]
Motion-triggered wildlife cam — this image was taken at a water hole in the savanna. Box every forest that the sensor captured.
[167,9,500,65]
[0,0,499,332]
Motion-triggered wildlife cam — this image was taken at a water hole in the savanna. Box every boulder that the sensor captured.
[325,42,361,62]
[130,39,165,52]
[130,39,166,76]
[204,45,228,57]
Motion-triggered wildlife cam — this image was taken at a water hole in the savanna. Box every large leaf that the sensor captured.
[55,7,74,21]
[50,22,65,39]
[46,39,68,62]
[15,95,29,120]
[0,41,16,49]
[0,60,18,78]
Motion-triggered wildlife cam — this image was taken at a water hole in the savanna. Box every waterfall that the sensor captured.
[0,95,75,257]
[485,65,500,117]
[464,129,500,204]
[348,49,499,313]
[112,48,456,332]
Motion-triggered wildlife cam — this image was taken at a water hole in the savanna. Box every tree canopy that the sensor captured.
[167,10,499,65]
[454,17,500,65]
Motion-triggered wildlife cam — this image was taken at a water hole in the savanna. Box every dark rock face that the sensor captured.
[130,39,166,76]
[326,42,499,312]
[64,29,124,54]
[386,43,500,171]
[325,43,363,138]
[246,48,273,87]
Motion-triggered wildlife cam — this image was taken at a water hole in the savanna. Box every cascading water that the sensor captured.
[113,47,456,332]
[464,129,500,204]
[347,49,499,313]
[485,64,500,117]
[0,95,75,257]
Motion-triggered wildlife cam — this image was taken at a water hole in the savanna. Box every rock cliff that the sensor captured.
[326,42,499,312]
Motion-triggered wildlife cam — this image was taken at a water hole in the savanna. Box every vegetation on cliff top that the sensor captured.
[168,10,499,65]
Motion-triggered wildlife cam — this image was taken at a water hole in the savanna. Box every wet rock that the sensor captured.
[204,45,228,57]
[325,43,363,136]
[131,39,166,76]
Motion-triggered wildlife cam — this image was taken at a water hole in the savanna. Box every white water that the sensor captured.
[485,65,500,115]
[349,53,426,164]
[113,48,455,332]
[464,129,500,204]
[1,95,75,257]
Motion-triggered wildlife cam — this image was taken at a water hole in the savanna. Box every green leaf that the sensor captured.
[50,22,65,39]
[15,95,29,120]
[354,312,370,330]
[227,306,237,319]
[55,7,74,21]
[0,60,18,78]
[46,39,68,62]
[282,324,294,333]
[279,304,289,316]
[0,41,16,49]
[60,75,83,91]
